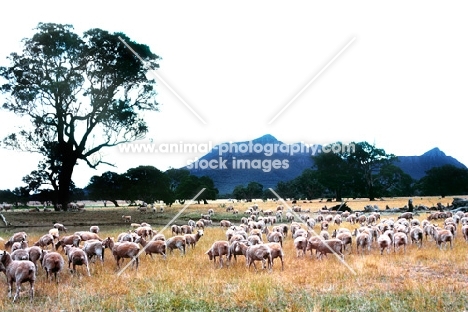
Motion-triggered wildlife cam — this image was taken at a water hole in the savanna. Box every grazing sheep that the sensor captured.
[377,232,392,255]
[206,240,230,268]
[184,230,204,249]
[64,245,91,276]
[220,220,232,228]
[227,240,249,264]
[53,223,68,233]
[266,231,283,247]
[0,250,36,302]
[409,226,423,248]
[19,246,39,269]
[166,236,186,255]
[10,249,30,261]
[82,239,106,263]
[171,225,181,236]
[431,227,453,250]
[75,231,102,242]
[180,225,193,234]
[139,237,167,259]
[336,232,353,253]
[4,232,28,250]
[55,234,81,251]
[462,224,468,242]
[122,215,132,223]
[135,226,153,239]
[294,236,308,257]
[11,240,28,252]
[48,228,60,242]
[41,251,65,283]
[89,226,100,234]
[393,232,408,253]
[314,239,344,260]
[356,232,372,255]
[33,234,55,250]
[265,242,284,271]
[246,244,272,272]
[106,238,141,270]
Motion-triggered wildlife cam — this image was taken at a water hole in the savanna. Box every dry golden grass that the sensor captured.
[0,196,467,311]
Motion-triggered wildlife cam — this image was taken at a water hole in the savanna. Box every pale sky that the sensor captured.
[0,1,467,190]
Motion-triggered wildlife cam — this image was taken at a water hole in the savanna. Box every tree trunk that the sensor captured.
[57,157,77,211]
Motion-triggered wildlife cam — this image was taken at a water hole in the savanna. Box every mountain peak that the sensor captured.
[422,147,446,158]
[251,134,280,144]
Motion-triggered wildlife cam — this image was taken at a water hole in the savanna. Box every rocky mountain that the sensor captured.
[181,134,467,195]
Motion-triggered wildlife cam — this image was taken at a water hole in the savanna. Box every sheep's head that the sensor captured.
[206,249,213,260]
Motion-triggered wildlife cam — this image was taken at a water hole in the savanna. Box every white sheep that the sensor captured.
[265,242,284,271]
[377,232,392,255]
[393,232,408,253]
[53,223,68,233]
[55,234,81,251]
[4,232,28,250]
[33,234,55,250]
[64,245,91,276]
[0,250,36,302]
[166,235,186,255]
[89,226,100,234]
[139,237,167,259]
[41,251,65,283]
[122,215,132,223]
[82,239,106,263]
[246,243,272,271]
[206,240,230,268]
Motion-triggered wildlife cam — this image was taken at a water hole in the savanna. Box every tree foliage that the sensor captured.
[0,23,160,209]
[416,164,468,197]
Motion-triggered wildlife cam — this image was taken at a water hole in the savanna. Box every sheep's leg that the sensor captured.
[29,281,34,302]
[13,282,21,302]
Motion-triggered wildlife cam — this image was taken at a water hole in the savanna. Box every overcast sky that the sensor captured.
[0,1,467,190]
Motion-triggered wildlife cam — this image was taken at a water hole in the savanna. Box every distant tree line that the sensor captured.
[228,142,468,202]
[0,166,218,209]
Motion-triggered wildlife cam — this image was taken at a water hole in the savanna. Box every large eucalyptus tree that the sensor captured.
[0,23,160,209]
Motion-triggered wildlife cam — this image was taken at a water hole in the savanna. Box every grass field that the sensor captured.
[0,196,467,311]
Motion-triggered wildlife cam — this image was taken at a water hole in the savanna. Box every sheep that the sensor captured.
[171,225,182,236]
[336,232,353,253]
[4,232,28,250]
[266,230,283,247]
[64,245,91,276]
[11,240,28,252]
[53,223,68,233]
[377,232,392,255]
[246,243,272,271]
[49,228,60,242]
[75,231,102,242]
[135,226,153,239]
[220,220,232,228]
[184,230,204,249]
[139,237,167,259]
[315,239,344,260]
[41,251,65,283]
[294,236,308,257]
[106,238,140,270]
[356,232,372,255]
[122,215,132,223]
[0,250,36,302]
[33,233,55,250]
[89,226,100,234]
[431,227,453,250]
[206,240,230,268]
[265,242,284,271]
[462,224,468,242]
[409,226,423,248]
[166,235,186,255]
[82,239,106,263]
[227,240,249,264]
[180,225,193,234]
[10,249,30,261]
[393,232,408,253]
[55,234,81,251]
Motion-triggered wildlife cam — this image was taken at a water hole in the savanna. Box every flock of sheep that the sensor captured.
[0,202,466,303]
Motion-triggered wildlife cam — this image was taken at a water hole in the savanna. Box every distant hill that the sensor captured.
[393,147,466,180]
[180,134,467,195]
